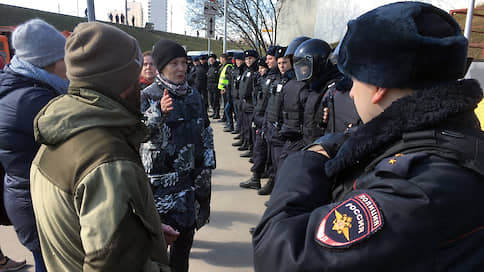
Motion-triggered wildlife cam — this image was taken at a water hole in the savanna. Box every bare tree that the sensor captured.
[185,0,283,54]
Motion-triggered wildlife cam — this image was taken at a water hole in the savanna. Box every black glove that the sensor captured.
[305,127,357,158]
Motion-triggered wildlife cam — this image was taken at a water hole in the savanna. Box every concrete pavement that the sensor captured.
[0,116,269,272]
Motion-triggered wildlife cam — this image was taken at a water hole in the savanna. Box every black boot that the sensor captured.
[248,157,254,163]
[233,134,241,140]
[232,140,243,147]
[240,150,252,157]
[258,178,274,195]
[240,174,261,189]
[223,126,233,132]
[238,142,249,151]
[231,129,240,134]
[213,112,220,119]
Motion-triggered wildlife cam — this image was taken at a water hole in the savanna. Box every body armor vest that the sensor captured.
[238,64,258,104]
[230,65,246,100]
[265,74,290,124]
[255,70,279,116]
[280,79,308,137]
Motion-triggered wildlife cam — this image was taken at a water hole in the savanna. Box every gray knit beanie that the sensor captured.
[12,19,66,67]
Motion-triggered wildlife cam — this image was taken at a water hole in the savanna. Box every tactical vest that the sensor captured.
[255,71,279,116]
[281,79,308,134]
[302,80,335,145]
[239,64,258,104]
[231,66,245,100]
[206,63,220,90]
[265,75,290,124]
[324,83,361,134]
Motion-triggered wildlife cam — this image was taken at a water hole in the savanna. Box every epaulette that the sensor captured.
[374,152,428,178]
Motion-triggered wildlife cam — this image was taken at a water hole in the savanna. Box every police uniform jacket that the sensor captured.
[194,63,208,95]
[206,61,220,92]
[238,62,258,113]
[253,79,484,272]
[253,68,279,129]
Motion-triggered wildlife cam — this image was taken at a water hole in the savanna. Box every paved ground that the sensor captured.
[0,116,270,272]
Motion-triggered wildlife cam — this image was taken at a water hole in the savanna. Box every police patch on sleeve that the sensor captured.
[316,193,383,248]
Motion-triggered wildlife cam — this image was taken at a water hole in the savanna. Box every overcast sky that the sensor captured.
[0,0,187,34]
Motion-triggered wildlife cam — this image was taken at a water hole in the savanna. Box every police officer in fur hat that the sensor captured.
[253,2,484,271]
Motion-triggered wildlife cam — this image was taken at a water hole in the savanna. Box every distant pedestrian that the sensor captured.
[0,18,69,272]
[132,15,135,27]
[196,30,199,38]
[84,8,88,17]
[121,13,125,24]
[115,14,119,24]
[109,13,113,23]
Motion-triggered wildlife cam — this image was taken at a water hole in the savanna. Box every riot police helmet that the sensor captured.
[293,39,332,81]
[284,36,310,57]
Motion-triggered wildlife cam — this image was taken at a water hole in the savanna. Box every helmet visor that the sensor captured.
[294,56,313,81]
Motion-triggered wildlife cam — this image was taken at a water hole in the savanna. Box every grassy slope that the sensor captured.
[0,3,245,54]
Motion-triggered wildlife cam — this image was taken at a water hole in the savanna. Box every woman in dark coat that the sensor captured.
[0,19,68,272]
[140,39,215,272]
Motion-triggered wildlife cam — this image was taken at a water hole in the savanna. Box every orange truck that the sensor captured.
[0,26,16,64]
[0,25,71,65]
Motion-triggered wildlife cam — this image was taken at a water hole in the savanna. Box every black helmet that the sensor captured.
[293,39,332,81]
[284,36,311,57]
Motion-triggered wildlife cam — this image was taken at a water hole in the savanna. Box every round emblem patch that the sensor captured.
[316,193,383,248]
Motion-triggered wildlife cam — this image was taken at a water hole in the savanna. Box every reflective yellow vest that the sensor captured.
[476,98,484,130]
[218,63,233,90]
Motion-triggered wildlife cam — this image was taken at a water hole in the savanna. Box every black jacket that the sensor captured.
[206,61,220,91]
[253,79,484,272]
[194,63,208,94]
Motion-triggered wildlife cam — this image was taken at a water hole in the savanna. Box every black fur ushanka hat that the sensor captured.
[337,1,468,89]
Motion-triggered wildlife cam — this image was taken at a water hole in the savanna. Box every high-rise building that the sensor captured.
[147,0,168,31]
[127,1,144,27]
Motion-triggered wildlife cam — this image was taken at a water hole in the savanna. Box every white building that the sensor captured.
[276,0,484,45]
[127,1,144,27]
[147,0,168,31]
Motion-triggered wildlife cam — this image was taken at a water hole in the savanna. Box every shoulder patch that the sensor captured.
[375,152,428,177]
[316,193,383,248]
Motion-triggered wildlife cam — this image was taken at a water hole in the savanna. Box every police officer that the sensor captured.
[207,53,221,119]
[258,46,291,195]
[188,56,198,87]
[240,47,280,190]
[253,2,484,271]
[218,54,233,128]
[195,54,209,112]
[293,39,343,145]
[231,53,247,141]
[238,49,259,155]
[279,37,311,160]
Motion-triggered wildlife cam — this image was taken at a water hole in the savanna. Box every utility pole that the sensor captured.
[125,0,128,25]
[223,0,227,53]
[77,0,79,17]
[464,0,476,39]
[86,0,96,21]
